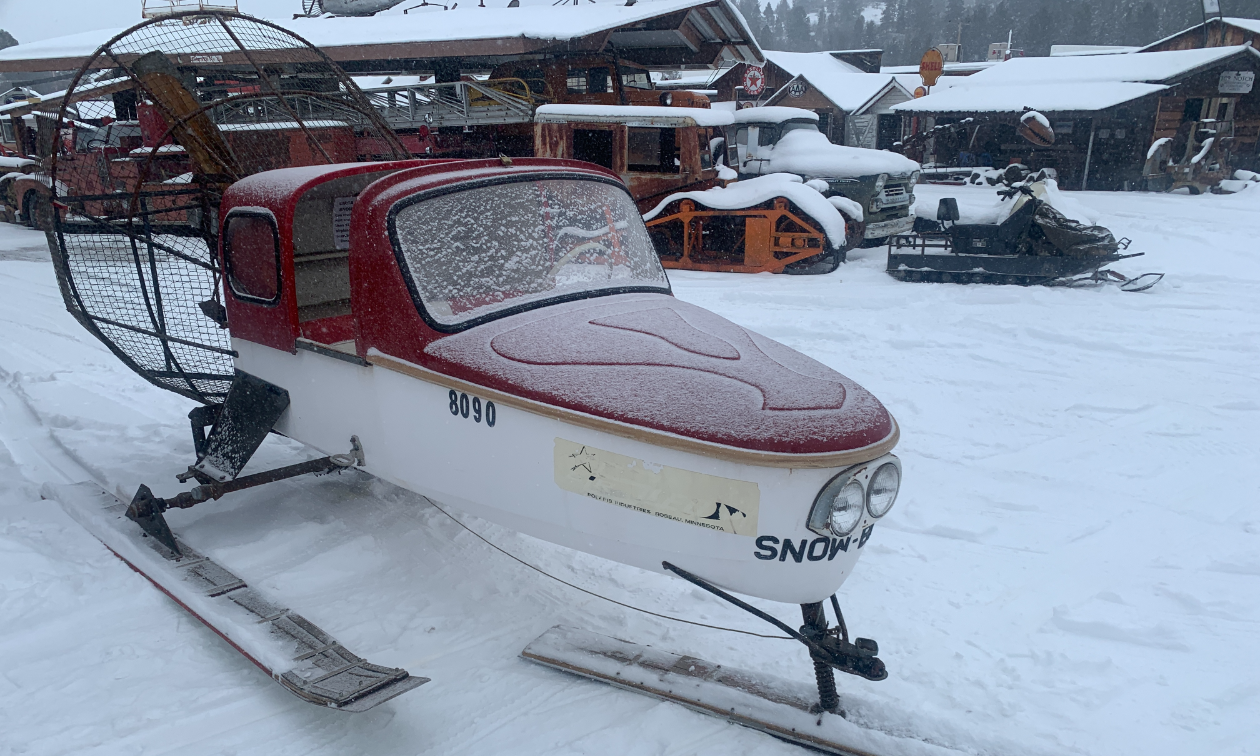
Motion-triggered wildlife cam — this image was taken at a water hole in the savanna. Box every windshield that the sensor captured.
[781,120,819,134]
[392,177,669,328]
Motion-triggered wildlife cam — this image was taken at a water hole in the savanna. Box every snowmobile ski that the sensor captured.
[523,626,959,756]
[47,482,428,712]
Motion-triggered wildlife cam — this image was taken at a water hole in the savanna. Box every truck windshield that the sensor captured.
[392,177,670,328]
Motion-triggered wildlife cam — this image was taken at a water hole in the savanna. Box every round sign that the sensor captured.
[742,65,765,96]
[919,47,944,87]
[787,80,807,98]
[914,86,927,98]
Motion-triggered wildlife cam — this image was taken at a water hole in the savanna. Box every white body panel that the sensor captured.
[235,339,885,604]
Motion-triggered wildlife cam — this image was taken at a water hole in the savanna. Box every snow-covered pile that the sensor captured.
[643,172,857,247]
[764,128,920,178]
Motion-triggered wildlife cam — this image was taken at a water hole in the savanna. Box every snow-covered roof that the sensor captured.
[895,82,1169,115]
[1140,17,1260,52]
[761,50,906,113]
[0,76,131,116]
[218,120,351,131]
[1050,45,1141,57]
[0,0,761,72]
[535,104,733,128]
[882,61,998,76]
[895,45,1260,114]
[732,106,817,124]
[352,74,433,91]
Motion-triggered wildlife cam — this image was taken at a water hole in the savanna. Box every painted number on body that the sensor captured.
[448,389,496,427]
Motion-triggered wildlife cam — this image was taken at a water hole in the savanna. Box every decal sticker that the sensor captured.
[753,525,875,563]
[332,196,355,251]
[554,438,759,536]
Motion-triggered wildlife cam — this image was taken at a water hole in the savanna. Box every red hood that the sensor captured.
[422,294,893,455]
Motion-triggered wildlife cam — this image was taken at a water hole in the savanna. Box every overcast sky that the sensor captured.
[0,0,301,45]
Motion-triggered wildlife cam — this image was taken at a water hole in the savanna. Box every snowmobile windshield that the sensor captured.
[391,177,670,330]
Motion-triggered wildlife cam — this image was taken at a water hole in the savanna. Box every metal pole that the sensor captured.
[1081,119,1097,191]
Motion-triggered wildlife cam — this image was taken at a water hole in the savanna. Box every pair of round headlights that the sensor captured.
[808,459,901,538]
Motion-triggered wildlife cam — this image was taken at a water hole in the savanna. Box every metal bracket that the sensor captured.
[661,561,886,682]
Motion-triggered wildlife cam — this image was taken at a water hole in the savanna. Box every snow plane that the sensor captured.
[50,155,903,748]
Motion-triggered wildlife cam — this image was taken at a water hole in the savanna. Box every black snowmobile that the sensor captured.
[886,169,1162,291]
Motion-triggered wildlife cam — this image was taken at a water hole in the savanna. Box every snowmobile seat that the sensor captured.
[946,196,1036,256]
[936,197,960,223]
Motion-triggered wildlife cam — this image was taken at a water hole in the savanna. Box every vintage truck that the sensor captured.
[728,106,920,244]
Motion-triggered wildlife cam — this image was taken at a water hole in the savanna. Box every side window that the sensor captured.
[224,213,280,304]
[566,70,587,94]
[573,129,615,169]
[758,126,779,146]
[697,128,713,170]
[620,71,651,90]
[587,67,611,94]
[627,128,680,174]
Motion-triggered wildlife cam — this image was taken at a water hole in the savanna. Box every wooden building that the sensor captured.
[711,50,910,149]
[0,0,761,76]
[893,45,1260,190]
[1142,17,1260,53]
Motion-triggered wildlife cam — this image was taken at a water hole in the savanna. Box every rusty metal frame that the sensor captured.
[647,197,833,274]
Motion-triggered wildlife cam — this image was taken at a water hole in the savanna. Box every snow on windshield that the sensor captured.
[393,178,669,327]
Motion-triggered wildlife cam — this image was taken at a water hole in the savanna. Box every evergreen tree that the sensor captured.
[740,0,1260,63]
[0,30,16,51]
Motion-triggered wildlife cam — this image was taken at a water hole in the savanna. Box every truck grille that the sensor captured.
[880,185,910,206]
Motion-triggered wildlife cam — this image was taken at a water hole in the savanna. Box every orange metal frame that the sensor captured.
[647,197,834,274]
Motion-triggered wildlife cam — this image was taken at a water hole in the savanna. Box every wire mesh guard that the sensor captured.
[49,11,407,403]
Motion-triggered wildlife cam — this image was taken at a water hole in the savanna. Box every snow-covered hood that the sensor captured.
[423,293,895,455]
[767,130,919,179]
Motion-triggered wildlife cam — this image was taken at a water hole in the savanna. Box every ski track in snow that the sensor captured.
[0,183,1257,756]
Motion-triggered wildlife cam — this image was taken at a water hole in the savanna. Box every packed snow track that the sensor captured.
[0,182,1257,756]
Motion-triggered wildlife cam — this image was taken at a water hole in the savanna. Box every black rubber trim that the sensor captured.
[295,338,370,367]
[385,171,672,335]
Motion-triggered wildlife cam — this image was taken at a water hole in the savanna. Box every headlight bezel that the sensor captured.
[806,454,902,539]
[865,461,901,518]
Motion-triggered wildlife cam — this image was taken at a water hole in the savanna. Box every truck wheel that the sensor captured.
[21,192,35,228]
[27,193,53,231]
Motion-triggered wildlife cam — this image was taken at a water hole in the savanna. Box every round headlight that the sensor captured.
[828,480,865,536]
[866,462,900,518]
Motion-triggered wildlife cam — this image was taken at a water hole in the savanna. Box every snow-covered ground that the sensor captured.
[1,182,1257,756]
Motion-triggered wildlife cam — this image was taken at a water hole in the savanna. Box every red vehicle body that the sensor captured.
[218,157,895,455]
